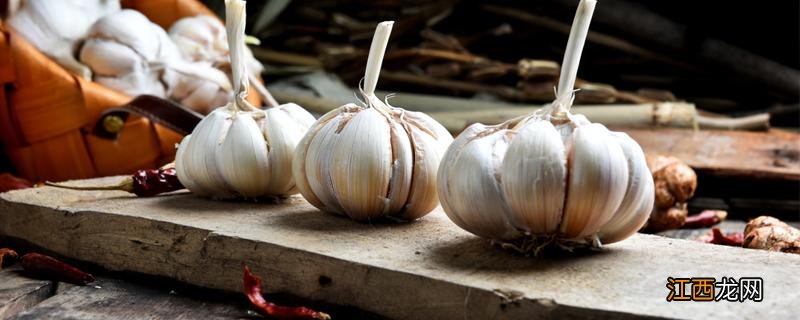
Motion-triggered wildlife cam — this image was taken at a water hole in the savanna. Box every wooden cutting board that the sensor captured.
[1,179,799,319]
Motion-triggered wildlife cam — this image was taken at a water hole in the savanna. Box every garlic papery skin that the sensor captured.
[174,0,315,200]
[436,0,654,253]
[79,9,233,114]
[7,0,121,79]
[292,21,453,222]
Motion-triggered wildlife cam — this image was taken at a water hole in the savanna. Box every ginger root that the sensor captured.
[743,216,800,254]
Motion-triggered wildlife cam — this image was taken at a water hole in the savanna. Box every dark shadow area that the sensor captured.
[427,235,623,273]
[267,206,427,233]
[151,193,294,213]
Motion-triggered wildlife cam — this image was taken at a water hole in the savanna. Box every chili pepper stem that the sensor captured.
[45,179,134,192]
[44,177,133,192]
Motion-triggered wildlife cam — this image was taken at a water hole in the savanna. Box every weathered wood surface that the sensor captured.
[623,128,800,180]
[0,267,53,320]
[1,179,800,319]
[7,277,248,320]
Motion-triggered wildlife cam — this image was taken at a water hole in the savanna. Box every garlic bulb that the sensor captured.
[175,0,315,199]
[437,0,654,252]
[79,9,232,114]
[292,22,454,222]
[168,14,276,111]
[168,15,264,77]
[7,0,121,79]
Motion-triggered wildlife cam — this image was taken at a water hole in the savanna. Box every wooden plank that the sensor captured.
[8,277,247,320]
[2,180,800,319]
[0,267,54,319]
[621,128,800,180]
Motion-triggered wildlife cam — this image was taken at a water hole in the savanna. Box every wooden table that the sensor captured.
[1,178,799,319]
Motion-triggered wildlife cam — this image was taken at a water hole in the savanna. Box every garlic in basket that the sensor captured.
[168,14,278,110]
[437,0,654,253]
[79,9,232,114]
[174,0,315,199]
[7,0,121,79]
[168,15,263,78]
[292,22,454,221]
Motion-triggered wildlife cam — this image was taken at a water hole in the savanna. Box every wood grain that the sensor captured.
[0,267,54,320]
[622,128,800,181]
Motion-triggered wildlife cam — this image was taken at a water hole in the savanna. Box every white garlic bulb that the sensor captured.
[292,21,454,222]
[79,9,232,114]
[167,14,275,112]
[7,0,121,79]
[168,15,264,77]
[175,0,315,199]
[437,0,654,252]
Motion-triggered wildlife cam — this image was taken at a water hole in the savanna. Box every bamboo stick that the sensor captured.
[269,87,703,132]
[428,103,699,132]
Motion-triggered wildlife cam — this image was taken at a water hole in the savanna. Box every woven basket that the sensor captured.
[0,0,261,182]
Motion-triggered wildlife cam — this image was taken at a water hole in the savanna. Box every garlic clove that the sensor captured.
[260,107,308,195]
[437,124,521,241]
[175,134,204,194]
[177,108,236,198]
[292,106,354,211]
[560,123,628,238]
[383,117,414,217]
[329,108,393,221]
[215,112,271,198]
[303,111,352,214]
[79,39,140,76]
[501,120,567,234]
[599,133,655,244]
[386,110,452,220]
[397,121,442,220]
[88,10,180,62]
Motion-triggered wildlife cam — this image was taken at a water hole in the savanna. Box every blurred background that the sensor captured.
[203,0,800,126]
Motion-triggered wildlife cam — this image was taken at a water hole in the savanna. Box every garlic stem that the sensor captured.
[553,0,596,115]
[363,21,394,97]
[225,0,249,110]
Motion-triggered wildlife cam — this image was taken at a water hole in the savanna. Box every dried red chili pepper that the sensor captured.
[682,210,727,229]
[0,248,18,270]
[20,253,95,285]
[697,228,744,247]
[0,173,32,193]
[45,166,183,197]
[243,265,330,320]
